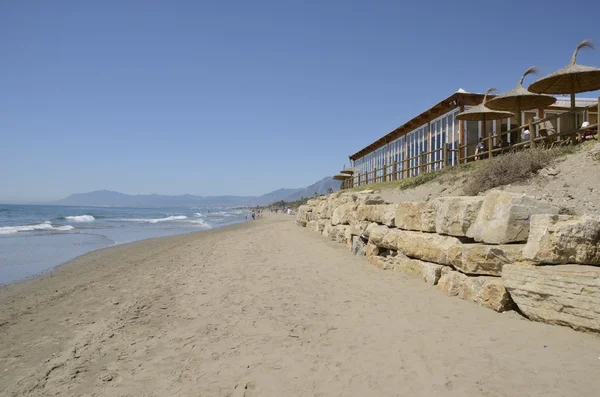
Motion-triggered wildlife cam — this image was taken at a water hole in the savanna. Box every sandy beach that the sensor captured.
[1,214,599,396]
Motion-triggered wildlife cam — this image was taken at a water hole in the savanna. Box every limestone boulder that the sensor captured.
[503,264,600,332]
[368,227,461,265]
[356,194,386,205]
[466,190,559,244]
[317,220,326,234]
[322,221,332,237]
[307,220,318,232]
[329,225,351,244]
[306,199,319,207]
[395,202,426,231]
[350,221,371,237]
[325,194,356,218]
[458,276,513,312]
[447,243,527,276]
[351,235,367,256]
[296,205,311,227]
[365,243,381,266]
[331,202,358,226]
[523,214,600,265]
[419,200,439,233]
[356,204,398,227]
[434,196,484,236]
[391,254,445,285]
[396,231,461,266]
[438,270,467,297]
[315,201,330,219]
[438,271,513,312]
[367,225,398,250]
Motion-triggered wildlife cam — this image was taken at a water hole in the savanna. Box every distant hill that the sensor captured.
[54,177,340,208]
[283,177,340,202]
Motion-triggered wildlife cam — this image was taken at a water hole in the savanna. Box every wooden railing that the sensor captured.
[341,98,600,190]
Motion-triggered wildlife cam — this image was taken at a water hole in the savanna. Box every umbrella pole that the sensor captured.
[571,90,577,143]
[516,105,521,144]
[483,118,491,159]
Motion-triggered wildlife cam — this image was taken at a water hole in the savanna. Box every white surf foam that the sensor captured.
[0,221,75,235]
[65,215,95,222]
[186,218,211,228]
[194,212,204,217]
[121,215,188,224]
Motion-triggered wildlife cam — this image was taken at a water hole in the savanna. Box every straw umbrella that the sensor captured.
[333,173,351,180]
[333,173,352,189]
[486,67,557,125]
[456,88,515,152]
[528,40,600,130]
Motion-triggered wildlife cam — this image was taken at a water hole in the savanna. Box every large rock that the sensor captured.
[325,194,357,218]
[351,221,371,237]
[369,227,461,265]
[356,194,386,206]
[458,276,513,312]
[503,264,600,332]
[296,205,312,227]
[466,190,559,244]
[351,235,367,256]
[419,200,439,233]
[398,232,461,265]
[356,204,398,227]
[315,201,330,219]
[395,202,426,231]
[391,254,445,285]
[331,203,358,225]
[447,243,527,276]
[438,270,467,297]
[329,225,351,244]
[434,197,484,236]
[523,214,600,265]
[438,271,512,312]
[366,243,381,266]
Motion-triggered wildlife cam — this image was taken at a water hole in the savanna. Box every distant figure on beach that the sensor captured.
[251,211,255,220]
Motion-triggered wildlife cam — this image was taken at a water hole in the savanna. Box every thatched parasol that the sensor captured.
[455,88,515,138]
[486,67,557,122]
[529,40,600,128]
[340,168,354,175]
[333,174,351,180]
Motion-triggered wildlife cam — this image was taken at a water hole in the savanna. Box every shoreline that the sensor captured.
[0,216,251,288]
[2,213,599,396]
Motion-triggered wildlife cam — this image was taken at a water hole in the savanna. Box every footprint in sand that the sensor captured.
[231,380,256,397]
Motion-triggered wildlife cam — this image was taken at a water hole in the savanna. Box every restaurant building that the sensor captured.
[348,89,598,180]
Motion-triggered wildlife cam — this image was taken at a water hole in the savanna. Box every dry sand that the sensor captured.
[1,215,600,396]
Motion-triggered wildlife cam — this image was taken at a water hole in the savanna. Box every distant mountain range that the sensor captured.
[54,177,340,208]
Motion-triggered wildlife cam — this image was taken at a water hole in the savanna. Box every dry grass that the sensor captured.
[348,163,474,193]
[463,148,563,196]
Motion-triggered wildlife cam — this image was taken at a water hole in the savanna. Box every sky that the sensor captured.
[1,0,599,202]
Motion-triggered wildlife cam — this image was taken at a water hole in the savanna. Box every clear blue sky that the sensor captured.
[1,0,599,201]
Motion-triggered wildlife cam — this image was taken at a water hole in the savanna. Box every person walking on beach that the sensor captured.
[251,211,255,220]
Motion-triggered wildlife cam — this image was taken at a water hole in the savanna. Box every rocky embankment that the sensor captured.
[296,190,600,333]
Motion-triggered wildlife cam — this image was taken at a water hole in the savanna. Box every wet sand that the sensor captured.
[1,214,599,396]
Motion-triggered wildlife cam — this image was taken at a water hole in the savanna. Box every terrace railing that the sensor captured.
[341,98,599,190]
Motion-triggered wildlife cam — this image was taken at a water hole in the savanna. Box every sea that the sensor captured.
[0,204,251,285]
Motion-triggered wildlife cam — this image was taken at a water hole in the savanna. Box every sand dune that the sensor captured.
[1,215,599,396]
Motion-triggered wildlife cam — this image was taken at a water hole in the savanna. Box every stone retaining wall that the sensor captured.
[296,190,600,333]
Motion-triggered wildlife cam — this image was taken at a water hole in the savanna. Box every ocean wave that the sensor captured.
[121,215,188,224]
[194,212,204,217]
[64,215,95,222]
[186,219,211,228]
[0,221,75,235]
